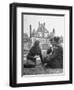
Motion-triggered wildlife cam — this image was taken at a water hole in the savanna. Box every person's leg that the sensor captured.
[27,56,36,65]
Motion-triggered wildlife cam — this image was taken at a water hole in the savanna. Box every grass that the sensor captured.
[23,63,63,75]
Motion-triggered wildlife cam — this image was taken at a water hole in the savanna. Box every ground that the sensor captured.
[23,63,63,75]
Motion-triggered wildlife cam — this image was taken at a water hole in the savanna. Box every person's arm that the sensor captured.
[46,49,56,61]
[47,48,52,54]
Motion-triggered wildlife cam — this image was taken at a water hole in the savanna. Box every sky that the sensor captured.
[23,14,65,37]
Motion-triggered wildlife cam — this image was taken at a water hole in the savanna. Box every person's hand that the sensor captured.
[34,55,39,58]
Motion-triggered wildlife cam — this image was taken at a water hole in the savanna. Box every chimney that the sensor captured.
[44,22,45,26]
[30,24,32,38]
[53,28,55,33]
[39,21,40,26]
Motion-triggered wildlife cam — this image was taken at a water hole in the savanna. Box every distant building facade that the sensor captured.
[30,22,55,50]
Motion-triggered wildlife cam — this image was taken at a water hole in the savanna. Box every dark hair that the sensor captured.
[33,40,40,47]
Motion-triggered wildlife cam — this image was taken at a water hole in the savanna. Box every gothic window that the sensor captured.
[38,32,42,37]
[44,33,48,38]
